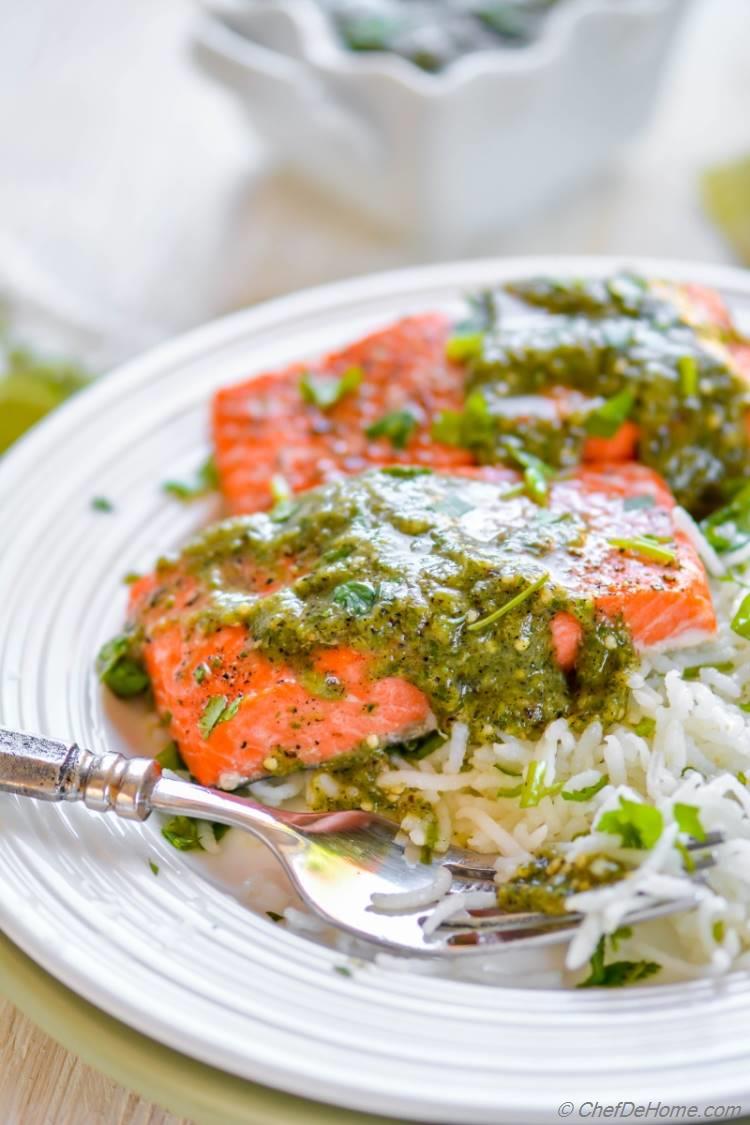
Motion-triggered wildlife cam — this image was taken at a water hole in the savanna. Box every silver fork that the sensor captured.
[0,728,717,957]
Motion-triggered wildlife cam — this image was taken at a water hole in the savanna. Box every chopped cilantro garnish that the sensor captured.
[444,332,484,364]
[597,797,663,849]
[156,742,186,772]
[496,782,523,799]
[675,839,695,873]
[674,802,706,842]
[632,716,656,738]
[731,592,750,640]
[163,455,218,501]
[333,964,353,977]
[161,816,202,851]
[561,774,609,802]
[467,572,549,633]
[519,759,557,807]
[123,571,142,585]
[739,771,748,786]
[161,815,228,851]
[585,387,635,438]
[96,634,150,698]
[678,355,699,397]
[299,365,362,410]
[701,482,750,553]
[609,925,633,952]
[498,759,561,805]
[148,859,159,876]
[578,936,661,988]
[398,730,446,759]
[266,474,299,522]
[713,920,726,943]
[332,580,378,616]
[198,694,243,739]
[495,762,523,778]
[608,535,677,565]
[193,662,209,685]
[431,392,494,452]
[511,448,554,504]
[380,465,433,478]
[683,660,734,681]
[622,494,655,512]
[499,483,526,501]
[365,409,419,450]
[91,496,114,513]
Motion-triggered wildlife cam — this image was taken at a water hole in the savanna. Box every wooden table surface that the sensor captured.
[0,0,748,1121]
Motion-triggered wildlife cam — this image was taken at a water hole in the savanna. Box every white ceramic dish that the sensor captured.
[193,0,686,248]
[2,256,750,1125]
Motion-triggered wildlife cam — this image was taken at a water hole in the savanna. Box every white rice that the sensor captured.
[371,867,453,912]
[266,560,750,987]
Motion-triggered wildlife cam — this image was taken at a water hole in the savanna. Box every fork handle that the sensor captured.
[0,727,308,855]
[0,727,160,821]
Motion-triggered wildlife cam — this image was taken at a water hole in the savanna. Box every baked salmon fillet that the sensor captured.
[114,463,715,788]
[213,314,472,515]
[212,276,750,520]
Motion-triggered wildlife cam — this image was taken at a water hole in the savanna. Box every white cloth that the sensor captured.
[0,0,746,368]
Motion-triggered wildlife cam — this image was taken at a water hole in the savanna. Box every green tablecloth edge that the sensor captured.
[0,932,397,1125]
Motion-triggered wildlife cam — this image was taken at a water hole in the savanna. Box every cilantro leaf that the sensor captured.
[585,387,635,438]
[380,466,433,479]
[597,797,664,849]
[561,774,609,802]
[366,409,418,450]
[161,816,229,852]
[673,802,706,842]
[466,572,549,633]
[444,332,484,364]
[701,482,750,554]
[677,355,699,397]
[198,694,243,739]
[519,759,559,808]
[91,496,114,513]
[510,448,555,504]
[96,634,150,698]
[578,938,661,988]
[156,742,187,771]
[299,365,362,410]
[332,580,378,616]
[161,816,203,851]
[497,759,561,806]
[682,660,734,681]
[163,455,218,501]
[608,535,677,565]
[431,392,494,453]
[731,592,750,641]
[398,731,447,759]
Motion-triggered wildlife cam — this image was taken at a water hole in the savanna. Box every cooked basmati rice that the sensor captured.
[268,564,750,987]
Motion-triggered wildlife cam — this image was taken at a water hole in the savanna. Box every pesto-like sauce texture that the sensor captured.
[441,273,750,517]
[164,468,635,743]
[495,849,626,915]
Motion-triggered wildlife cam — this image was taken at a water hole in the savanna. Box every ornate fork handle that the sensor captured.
[0,728,162,820]
[0,727,358,856]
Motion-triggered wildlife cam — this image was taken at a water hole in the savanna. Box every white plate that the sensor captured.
[2,256,750,1125]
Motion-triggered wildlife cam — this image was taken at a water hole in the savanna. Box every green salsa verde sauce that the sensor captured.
[152,468,635,747]
[439,273,750,517]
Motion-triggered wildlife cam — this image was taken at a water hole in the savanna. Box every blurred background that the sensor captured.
[0,0,748,447]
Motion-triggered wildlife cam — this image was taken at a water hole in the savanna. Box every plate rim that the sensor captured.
[3,253,750,1124]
